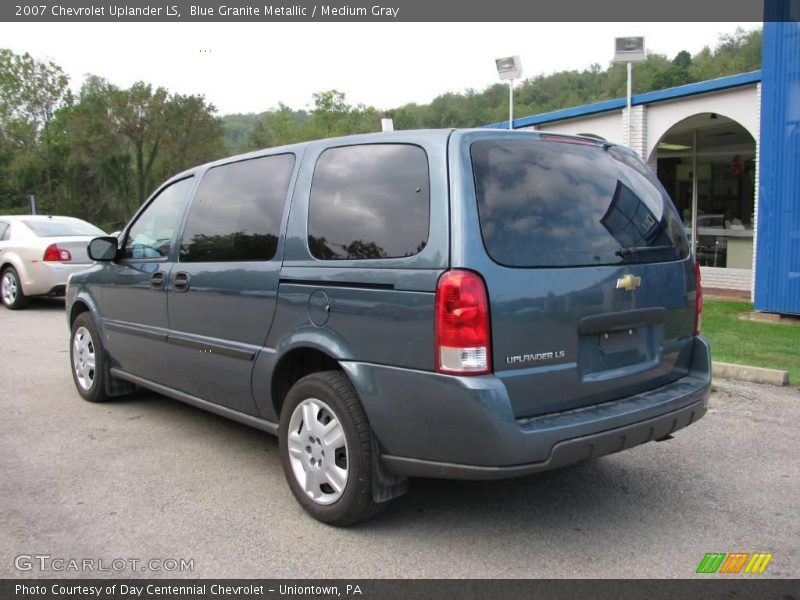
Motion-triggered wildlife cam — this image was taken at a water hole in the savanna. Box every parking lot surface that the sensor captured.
[1,300,798,578]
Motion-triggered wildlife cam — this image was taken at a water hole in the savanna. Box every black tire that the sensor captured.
[70,312,110,403]
[279,370,386,526]
[1,267,28,310]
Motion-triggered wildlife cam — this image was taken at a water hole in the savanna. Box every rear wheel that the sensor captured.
[1,267,28,310]
[279,371,386,525]
[70,313,110,403]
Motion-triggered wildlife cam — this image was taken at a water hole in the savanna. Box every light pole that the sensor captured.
[495,56,523,130]
[613,37,646,150]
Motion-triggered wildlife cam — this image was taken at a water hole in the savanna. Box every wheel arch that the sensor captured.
[1,258,24,290]
[1,257,29,306]
[67,291,103,332]
[269,346,343,420]
[69,299,92,327]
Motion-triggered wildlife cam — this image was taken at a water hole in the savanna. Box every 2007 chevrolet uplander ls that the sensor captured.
[66,129,710,525]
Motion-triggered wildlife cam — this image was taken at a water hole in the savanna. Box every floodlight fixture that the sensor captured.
[495,55,523,130]
[495,55,523,80]
[613,37,646,63]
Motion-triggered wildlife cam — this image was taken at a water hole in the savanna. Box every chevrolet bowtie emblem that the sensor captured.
[616,274,642,292]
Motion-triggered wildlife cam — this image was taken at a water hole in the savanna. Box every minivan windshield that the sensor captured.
[470,138,689,268]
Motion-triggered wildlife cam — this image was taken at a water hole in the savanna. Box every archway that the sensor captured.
[649,113,756,271]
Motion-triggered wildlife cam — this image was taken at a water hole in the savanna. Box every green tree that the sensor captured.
[158,93,225,180]
[100,81,224,215]
[673,50,692,68]
[689,28,761,81]
[306,89,379,138]
[249,103,305,149]
[107,82,170,213]
[0,49,69,213]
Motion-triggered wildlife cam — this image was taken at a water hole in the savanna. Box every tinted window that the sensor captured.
[180,154,295,262]
[308,144,429,260]
[22,219,104,237]
[471,139,689,267]
[123,177,194,259]
[0,222,8,241]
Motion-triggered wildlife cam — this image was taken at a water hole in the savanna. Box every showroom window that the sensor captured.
[655,114,756,270]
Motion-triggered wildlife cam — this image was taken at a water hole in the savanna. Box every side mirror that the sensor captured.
[88,236,118,262]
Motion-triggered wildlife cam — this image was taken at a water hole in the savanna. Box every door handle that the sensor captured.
[173,271,191,293]
[150,271,166,290]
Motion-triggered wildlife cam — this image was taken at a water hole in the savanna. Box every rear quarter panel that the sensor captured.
[252,131,452,419]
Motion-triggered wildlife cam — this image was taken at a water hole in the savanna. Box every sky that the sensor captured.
[0,22,760,116]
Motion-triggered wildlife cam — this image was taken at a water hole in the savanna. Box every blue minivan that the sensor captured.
[66,129,710,525]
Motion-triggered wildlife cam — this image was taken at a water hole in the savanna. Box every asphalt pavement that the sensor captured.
[1,299,798,579]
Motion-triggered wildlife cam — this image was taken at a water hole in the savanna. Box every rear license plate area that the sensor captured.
[600,328,639,353]
[579,325,659,379]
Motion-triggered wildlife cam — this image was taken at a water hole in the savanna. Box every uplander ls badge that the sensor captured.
[506,350,566,365]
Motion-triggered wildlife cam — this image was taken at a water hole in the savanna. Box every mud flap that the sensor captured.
[104,354,136,397]
[372,436,408,502]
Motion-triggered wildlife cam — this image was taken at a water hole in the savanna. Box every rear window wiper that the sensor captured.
[615,245,677,258]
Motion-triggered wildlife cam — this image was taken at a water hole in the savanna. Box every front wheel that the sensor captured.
[279,371,386,525]
[70,313,110,403]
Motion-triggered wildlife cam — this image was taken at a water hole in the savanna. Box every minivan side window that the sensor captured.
[307,144,430,260]
[180,154,295,262]
[123,177,194,260]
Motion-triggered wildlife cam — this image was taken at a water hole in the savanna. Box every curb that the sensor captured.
[712,361,790,386]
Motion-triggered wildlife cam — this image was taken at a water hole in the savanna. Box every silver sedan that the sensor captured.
[0,215,105,310]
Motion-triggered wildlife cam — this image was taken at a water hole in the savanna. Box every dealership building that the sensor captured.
[489,21,799,315]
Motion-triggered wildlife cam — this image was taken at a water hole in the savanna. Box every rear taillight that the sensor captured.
[694,261,703,335]
[43,244,72,262]
[435,270,492,375]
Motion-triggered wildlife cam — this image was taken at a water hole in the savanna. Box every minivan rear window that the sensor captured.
[470,139,689,268]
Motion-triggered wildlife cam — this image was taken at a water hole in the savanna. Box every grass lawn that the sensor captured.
[702,300,800,384]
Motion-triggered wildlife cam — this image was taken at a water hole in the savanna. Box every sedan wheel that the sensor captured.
[1,268,27,310]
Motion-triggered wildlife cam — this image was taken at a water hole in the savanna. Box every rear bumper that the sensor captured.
[382,394,706,479]
[21,261,92,296]
[342,336,711,480]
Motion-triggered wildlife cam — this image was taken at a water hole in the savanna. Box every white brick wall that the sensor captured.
[625,105,647,158]
[750,82,761,301]
[701,267,753,291]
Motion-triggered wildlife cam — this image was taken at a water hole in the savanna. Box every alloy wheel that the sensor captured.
[286,397,349,505]
[72,326,96,391]
[1,272,17,306]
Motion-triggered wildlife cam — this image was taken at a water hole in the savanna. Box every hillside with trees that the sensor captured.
[0,28,761,227]
[224,28,761,154]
